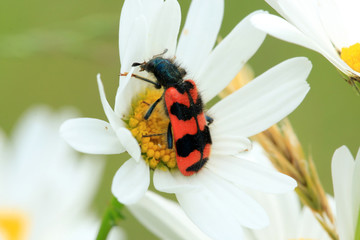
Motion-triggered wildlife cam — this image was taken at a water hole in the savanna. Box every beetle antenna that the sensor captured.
[132,62,142,67]
[120,72,161,89]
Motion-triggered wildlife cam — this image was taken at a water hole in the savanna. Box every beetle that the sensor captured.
[127,50,213,176]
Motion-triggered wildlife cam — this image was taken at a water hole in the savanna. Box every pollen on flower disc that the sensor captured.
[341,43,360,72]
[125,88,177,171]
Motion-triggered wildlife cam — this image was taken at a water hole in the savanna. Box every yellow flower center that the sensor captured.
[0,209,30,240]
[125,88,177,170]
[341,43,360,72]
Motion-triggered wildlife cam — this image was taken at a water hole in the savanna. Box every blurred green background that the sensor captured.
[1,0,359,239]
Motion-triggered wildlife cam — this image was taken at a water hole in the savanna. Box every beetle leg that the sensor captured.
[167,122,173,149]
[205,115,214,125]
[144,95,163,120]
[142,133,166,137]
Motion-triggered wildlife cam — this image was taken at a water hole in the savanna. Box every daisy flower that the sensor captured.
[250,0,360,90]
[0,107,123,240]
[60,0,312,238]
[332,146,360,240]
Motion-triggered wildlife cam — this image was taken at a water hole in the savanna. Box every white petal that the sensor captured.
[206,154,297,193]
[335,0,360,47]
[239,142,272,168]
[8,107,78,182]
[60,118,124,154]
[356,147,360,162]
[274,0,359,76]
[324,50,360,77]
[332,145,355,240]
[239,144,300,239]
[267,0,352,76]
[112,158,150,204]
[270,0,335,54]
[209,57,311,138]
[264,0,286,16]
[197,11,266,103]
[316,0,349,50]
[250,8,358,77]
[153,169,200,194]
[115,127,141,162]
[352,150,360,230]
[211,135,252,155]
[248,191,300,240]
[107,227,126,240]
[0,129,5,167]
[176,185,244,240]
[119,0,162,69]
[64,155,105,210]
[97,74,122,128]
[128,191,211,240]
[176,169,268,240]
[119,0,142,65]
[115,67,137,116]
[297,207,330,239]
[176,0,223,76]
[119,15,148,74]
[200,170,269,229]
[139,0,163,22]
[250,13,318,52]
[146,0,181,58]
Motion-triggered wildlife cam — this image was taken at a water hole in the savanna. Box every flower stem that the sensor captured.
[96,197,125,240]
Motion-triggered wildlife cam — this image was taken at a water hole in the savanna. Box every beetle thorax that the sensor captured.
[145,58,182,87]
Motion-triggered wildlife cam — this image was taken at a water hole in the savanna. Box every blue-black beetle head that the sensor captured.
[131,49,168,71]
[132,59,157,73]
[131,49,189,88]
[132,58,185,88]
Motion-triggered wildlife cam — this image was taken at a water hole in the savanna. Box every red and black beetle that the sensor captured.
[128,50,213,176]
